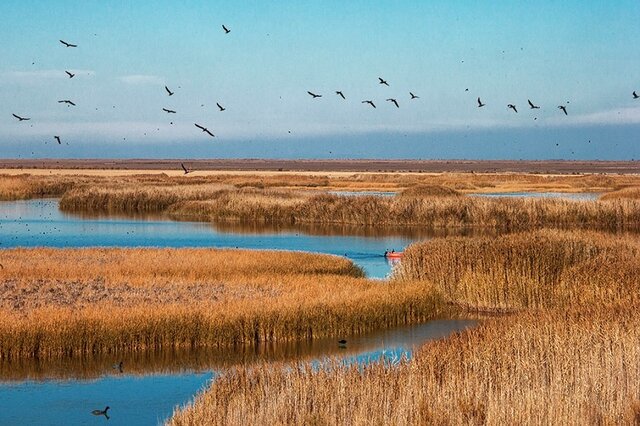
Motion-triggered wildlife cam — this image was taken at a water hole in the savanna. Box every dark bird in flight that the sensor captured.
[222,24,231,34]
[165,85,174,96]
[181,163,190,174]
[216,102,225,111]
[386,98,399,108]
[65,70,75,79]
[307,91,322,98]
[162,108,176,113]
[194,123,215,137]
[528,99,540,109]
[336,91,345,99]
[558,105,568,115]
[58,100,76,106]
[54,136,61,144]
[12,114,30,121]
[362,100,376,108]
[634,91,639,99]
[410,92,419,99]
[477,97,485,107]
[59,39,77,48]
[91,407,110,419]
[378,77,389,86]
[507,104,518,113]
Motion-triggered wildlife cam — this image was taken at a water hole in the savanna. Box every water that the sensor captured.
[470,191,601,201]
[327,190,397,197]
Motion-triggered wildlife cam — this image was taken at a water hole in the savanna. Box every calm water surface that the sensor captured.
[470,191,600,200]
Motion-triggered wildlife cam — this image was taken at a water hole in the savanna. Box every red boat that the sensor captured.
[384,251,403,259]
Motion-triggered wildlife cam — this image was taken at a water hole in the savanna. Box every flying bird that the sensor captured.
[477,97,485,107]
[58,100,76,106]
[165,86,174,96]
[507,104,518,113]
[12,114,30,121]
[307,91,322,98]
[386,98,399,108]
[216,102,225,111]
[335,91,345,99]
[54,136,61,144]
[65,70,75,78]
[59,39,77,48]
[162,108,176,113]
[558,105,568,115]
[634,91,639,99]
[194,123,215,137]
[410,92,419,99]
[378,77,389,86]
[528,99,540,109]
[362,100,376,108]
[181,163,190,174]
[222,24,231,34]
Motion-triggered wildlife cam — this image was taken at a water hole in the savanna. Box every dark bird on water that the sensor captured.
[12,114,30,121]
[307,91,322,98]
[528,99,540,109]
[162,108,176,114]
[507,104,518,113]
[634,91,639,99]
[362,100,376,108]
[386,98,399,108]
[65,70,75,79]
[216,102,225,112]
[410,92,419,99]
[558,105,568,115]
[477,97,485,107]
[338,339,347,348]
[194,123,215,137]
[181,163,190,175]
[59,39,77,48]
[336,91,345,99]
[58,100,76,106]
[165,85,174,96]
[378,77,389,86]
[54,136,61,144]
[91,406,110,419]
[222,24,231,34]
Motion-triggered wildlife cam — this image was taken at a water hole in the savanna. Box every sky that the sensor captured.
[0,1,639,160]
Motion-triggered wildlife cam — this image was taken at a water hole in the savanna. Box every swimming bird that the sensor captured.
[362,100,376,108]
[165,85,174,96]
[181,163,190,175]
[162,108,176,113]
[477,97,485,107]
[91,406,110,419]
[386,98,399,108]
[216,102,225,111]
[336,91,345,99]
[54,136,61,144]
[12,114,30,121]
[307,91,322,98]
[194,123,215,137]
[634,91,639,99]
[112,361,123,372]
[65,70,75,79]
[222,24,231,34]
[59,39,77,48]
[507,104,518,113]
[409,92,419,99]
[338,339,347,348]
[558,105,568,115]
[58,100,76,106]
[528,99,540,109]
[378,77,389,86]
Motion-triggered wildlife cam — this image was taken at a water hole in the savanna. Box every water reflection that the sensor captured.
[470,191,601,201]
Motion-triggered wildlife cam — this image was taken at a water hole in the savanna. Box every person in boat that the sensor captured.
[384,250,389,256]
[391,249,395,253]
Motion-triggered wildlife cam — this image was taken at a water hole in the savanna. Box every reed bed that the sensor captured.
[0,248,444,360]
[600,186,640,200]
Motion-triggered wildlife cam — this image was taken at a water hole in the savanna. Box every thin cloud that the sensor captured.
[119,74,165,85]
[546,106,640,127]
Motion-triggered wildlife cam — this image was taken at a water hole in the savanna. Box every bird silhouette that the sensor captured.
[558,105,568,115]
[112,361,123,373]
[181,163,190,174]
[338,339,347,348]
[58,100,76,106]
[507,104,518,113]
[528,99,540,109]
[336,91,346,99]
[216,102,225,111]
[65,70,75,79]
[378,77,389,86]
[91,406,110,419]
[162,108,176,114]
[386,98,399,108]
[59,39,77,48]
[409,92,419,99]
[477,97,485,107]
[634,91,639,99]
[165,86,174,96]
[362,100,376,108]
[194,123,215,137]
[307,91,322,98]
[222,24,231,34]
[54,136,61,144]
[12,114,30,121]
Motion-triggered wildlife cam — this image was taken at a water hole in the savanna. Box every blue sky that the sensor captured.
[0,1,639,159]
